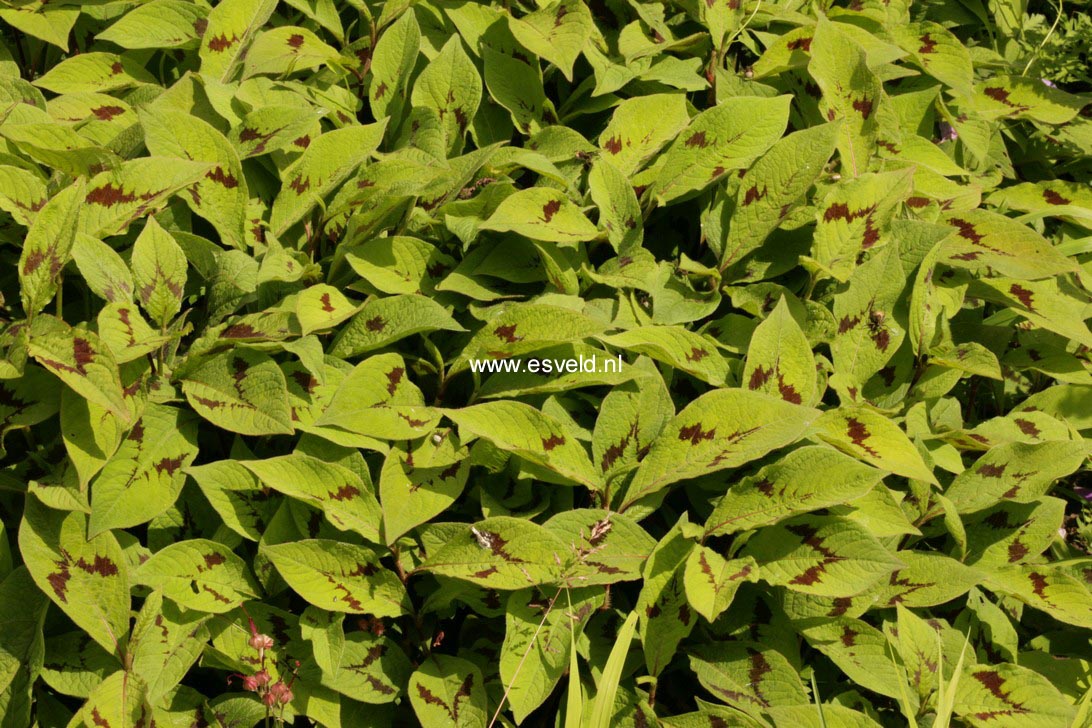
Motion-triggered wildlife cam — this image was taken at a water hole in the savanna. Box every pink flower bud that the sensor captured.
[269,681,294,705]
[242,674,260,692]
[262,690,278,707]
[253,669,271,687]
[249,633,275,652]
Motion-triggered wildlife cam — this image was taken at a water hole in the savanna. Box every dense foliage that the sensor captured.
[1,0,1091,725]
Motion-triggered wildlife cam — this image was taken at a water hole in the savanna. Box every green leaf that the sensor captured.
[134,538,258,613]
[828,246,908,394]
[485,47,551,135]
[186,460,278,541]
[369,8,420,119]
[180,347,294,436]
[598,325,729,386]
[499,586,599,722]
[130,218,188,328]
[941,209,1077,280]
[546,509,657,585]
[329,294,464,358]
[70,234,135,305]
[812,406,938,485]
[508,0,593,81]
[410,36,481,155]
[79,157,213,238]
[587,158,643,253]
[622,389,820,510]
[598,94,690,177]
[230,105,323,158]
[969,75,1087,125]
[591,364,672,487]
[18,497,129,656]
[0,122,119,178]
[317,631,411,703]
[19,183,81,318]
[480,187,598,244]
[690,641,809,716]
[199,0,279,81]
[419,516,571,590]
[0,5,78,51]
[262,539,408,616]
[33,52,155,94]
[128,590,211,703]
[141,108,249,249]
[973,276,1092,349]
[299,605,345,678]
[28,317,129,422]
[97,0,209,50]
[270,121,388,236]
[722,122,840,268]
[0,567,49,723]
[891,22,973,94]
[743,297,817,405]
[458,301,608,364]
[73,670,148,728]
[242,26,339,78]
[88,404,199,536]
[316,353,441,440]
[965,497,1066,568]
[652,95,792,204]
[944,441,1088,512]
[874,551,982,607]
[296,284,358,336]
[683,548,758,623]
[380,445,468,546]
[983,565,1092,629]
[343,235,453,295]
[408,655,488,727]
[445,401,598,488]
[812,171,913,282]
[743,516,903,597]
[807,18,885,176]
[704,445,885,537]
[0,165,47,226]
[240,453,383,544]
[954,663,1075,726]
[796,616,906,701]
[636,525,694,676]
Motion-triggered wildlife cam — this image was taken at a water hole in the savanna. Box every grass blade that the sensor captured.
[588,610,638,728]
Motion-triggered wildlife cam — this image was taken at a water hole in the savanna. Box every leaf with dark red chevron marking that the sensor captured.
[742,296,817,406]
[87,403,198,536]
[742,516,902,597]
[261,539,408,616]
[705,446,884,537]
[28,316,129,422]
[683,547,759,622]
[444,400,598,488]
[241,453,382,544]
[135,538,259,613]
[319,631,412,704]
[409,654,487,725]
[18,498,130,656]
[420,516,572,590]
[813,406,938,484]
[689,641,808,718]
[623,388,818,510]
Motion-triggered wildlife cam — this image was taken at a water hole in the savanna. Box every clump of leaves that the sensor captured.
[0,0,1090,725]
